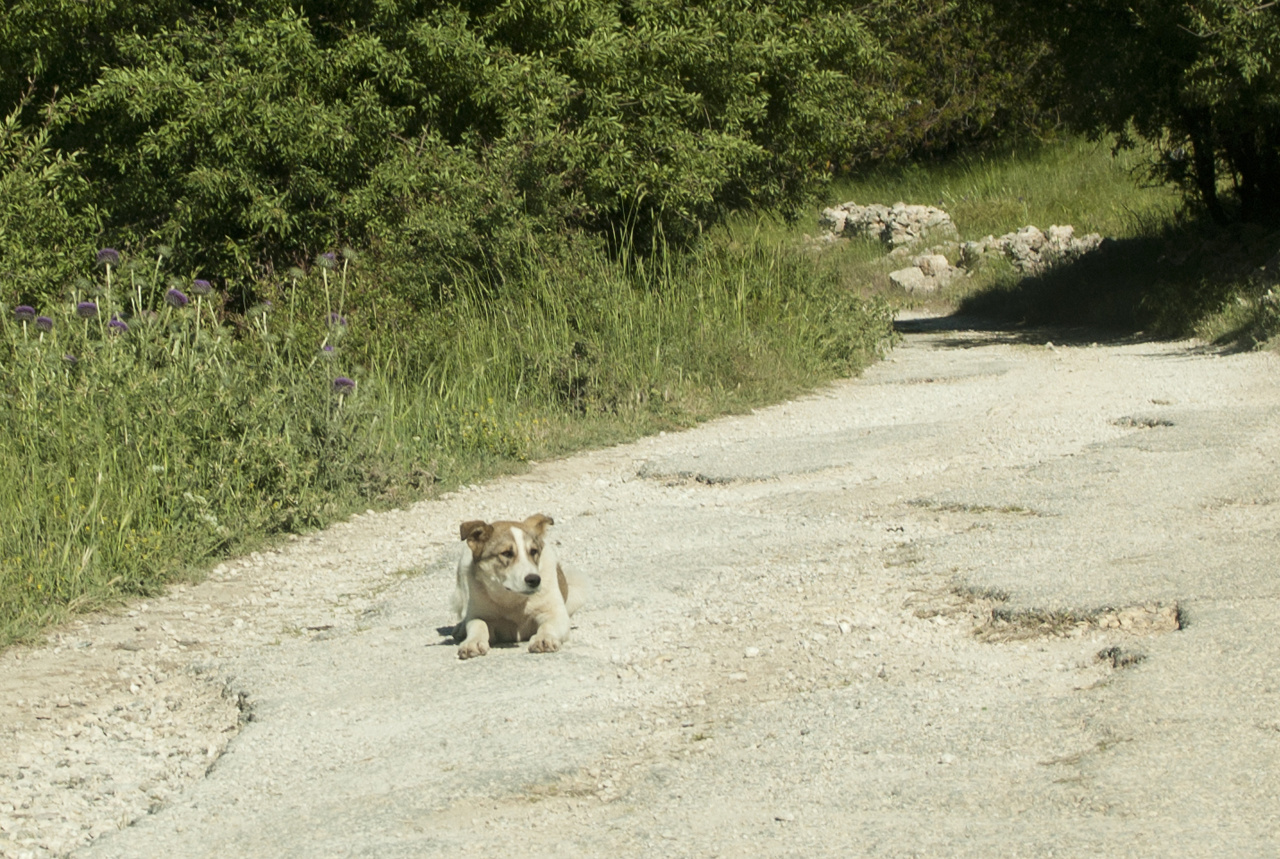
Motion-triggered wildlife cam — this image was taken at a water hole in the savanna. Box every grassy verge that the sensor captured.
[0,235,893,645]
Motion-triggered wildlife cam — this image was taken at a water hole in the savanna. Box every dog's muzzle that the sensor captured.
[504,569,542,593]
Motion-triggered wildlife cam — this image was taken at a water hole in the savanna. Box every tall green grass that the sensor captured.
[829,137,1180,241]
[0,236,893,645]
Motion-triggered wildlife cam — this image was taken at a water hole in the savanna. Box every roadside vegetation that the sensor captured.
[814,137,1280,346]
[2,0,1279,644]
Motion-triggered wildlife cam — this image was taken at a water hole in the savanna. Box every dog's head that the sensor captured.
[459,514,553,595]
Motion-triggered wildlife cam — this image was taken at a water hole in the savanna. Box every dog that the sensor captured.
[451,514,584,659]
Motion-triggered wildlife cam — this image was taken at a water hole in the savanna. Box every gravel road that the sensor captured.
[2,313,1278,858]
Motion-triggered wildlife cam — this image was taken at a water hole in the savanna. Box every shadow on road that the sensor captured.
[893,311,1181,351]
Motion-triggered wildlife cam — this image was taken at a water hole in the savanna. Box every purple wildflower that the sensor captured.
[316,252,338,271]
[76,301,99,319]
[321,344,336,356]
[326,312,347,327]
[332,376,356,395]
[14,305,36,323]
[35,316,53,332]
[96,248,120,267]
[165,288,189,309]
[191,279,213,296]
[108,317,129,334]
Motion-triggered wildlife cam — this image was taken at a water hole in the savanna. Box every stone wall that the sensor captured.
[813,200,1105,294]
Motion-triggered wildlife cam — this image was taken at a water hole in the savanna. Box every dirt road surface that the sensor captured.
[2,314,1278,858]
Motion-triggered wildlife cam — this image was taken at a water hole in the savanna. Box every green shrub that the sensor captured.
[0,99,100,303]
[861,1,1057,162]
[0,1,895,288]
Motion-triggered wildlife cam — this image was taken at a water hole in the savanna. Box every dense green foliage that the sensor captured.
[861,1,1056,161]
[2,0,894,294]
[0,101,100,296]
[996,0,1280,222]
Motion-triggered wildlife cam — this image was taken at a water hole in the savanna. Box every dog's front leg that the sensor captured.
[457,618,491,659]
[528,609,570,654]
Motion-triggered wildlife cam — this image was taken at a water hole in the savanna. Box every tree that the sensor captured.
[997,0,1280,222]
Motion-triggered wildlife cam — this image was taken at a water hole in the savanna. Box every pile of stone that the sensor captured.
[889,253,956,295]
[812,200,1106,294]
[819,201,959,248]
[961,224,1105,275]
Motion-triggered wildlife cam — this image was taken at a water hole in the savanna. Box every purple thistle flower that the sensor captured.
[35,316,53,332]
[165,288,189,308]
[108,317,129,334]
[14,305,36,323]
[96,248,120,267]
[332,376,356,395]
[191,279,213,296]
[316,252,338,271]
[326,312,348,326]
[321,344,336,356]
[76,301,99,319]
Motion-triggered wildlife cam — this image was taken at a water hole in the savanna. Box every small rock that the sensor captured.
[889,267,930,294]
[743,647,760,659]
[913,253,952,279]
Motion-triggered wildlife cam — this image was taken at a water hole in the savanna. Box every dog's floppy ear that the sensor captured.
[522,513,554,537]
[460,520,491,558]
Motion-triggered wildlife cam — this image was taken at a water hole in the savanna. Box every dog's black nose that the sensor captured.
[524,573,541,588]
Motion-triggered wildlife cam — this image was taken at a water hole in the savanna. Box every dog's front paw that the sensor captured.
[528,633,562,654]
[458,638,490,659]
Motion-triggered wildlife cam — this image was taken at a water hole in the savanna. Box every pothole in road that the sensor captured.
[906,499,1045,517]
[635,464,755,486]
[913,588,1183,644]
[975,600,1183,643]
[1096,645,1147,669]
[1112,415,1175,429]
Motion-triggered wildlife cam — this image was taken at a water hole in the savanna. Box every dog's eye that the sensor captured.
[529,548,540,559]
[500,549,515,560]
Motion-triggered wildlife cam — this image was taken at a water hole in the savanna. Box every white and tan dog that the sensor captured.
[451,514,584,659]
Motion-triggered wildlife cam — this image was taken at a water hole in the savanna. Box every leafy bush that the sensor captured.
[0,99,100,303]
[860,0,1057,162]
[0,0,894,293]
